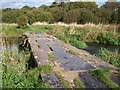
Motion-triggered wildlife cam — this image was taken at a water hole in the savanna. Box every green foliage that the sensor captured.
[26,11,36,25]
[73,77,85,89]
[89,69,119,88]
[17,15,28,28]
[2,9,24,23]
[49,7,64,22]
[2,1,119,24]
[63,9,81,24]
[2,50,49,88]
[96,48,120,68]
[66,50,80,56]
[31,8,54,23]
[54,72,71,89]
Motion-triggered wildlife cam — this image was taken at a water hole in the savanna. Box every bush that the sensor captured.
[17,15,28,28]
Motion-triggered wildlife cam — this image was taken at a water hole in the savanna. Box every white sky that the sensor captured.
[1,0,120,8]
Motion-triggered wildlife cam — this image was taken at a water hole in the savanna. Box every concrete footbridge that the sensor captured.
[24,32,119,89]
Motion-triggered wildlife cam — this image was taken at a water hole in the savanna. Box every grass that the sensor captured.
[1,24,49,37]
[89,69,119,88]
[96,48,120,68]
[73,77,85,89]
[48,53,56,62]
[66,50,80,57]
[2,50,49,88]
[38,64,53,73]
[54,71,71,89]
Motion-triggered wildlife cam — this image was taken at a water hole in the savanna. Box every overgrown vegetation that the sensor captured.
[73,77,85,89]
[2,49,49,88]
[54,72,71,89]
[96,48,120,68]
[2,37,49,88]
[89,69,119,88]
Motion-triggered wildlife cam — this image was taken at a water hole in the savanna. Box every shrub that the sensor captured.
[17,15,28,28]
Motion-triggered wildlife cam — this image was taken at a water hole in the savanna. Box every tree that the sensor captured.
[31,8,54,23]
[2,10,23,23]
[49,7,64,22]
[63,8,99,24]
[17,15,28,28]
[26,11,35,25]
[63,9,81,24]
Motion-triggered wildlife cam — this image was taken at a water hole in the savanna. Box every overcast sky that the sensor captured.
[0,0,119,9]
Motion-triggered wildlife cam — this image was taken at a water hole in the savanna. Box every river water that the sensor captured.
[1,37,120,55]
[84,42,120,55]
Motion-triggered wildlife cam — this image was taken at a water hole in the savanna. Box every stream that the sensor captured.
[84,42,120,55]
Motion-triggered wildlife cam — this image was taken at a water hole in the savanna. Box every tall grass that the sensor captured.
[46,24,119,46]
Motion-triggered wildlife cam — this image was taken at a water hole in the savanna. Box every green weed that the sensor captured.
[96,48,120,68]
[54,71,71,89]
[66,50,80,57]
[73,77,85,89]
[89,69,119,88]
[38,65,53,73]
[48,53,56,62]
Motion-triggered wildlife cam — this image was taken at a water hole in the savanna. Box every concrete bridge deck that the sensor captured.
[24,32,119,88]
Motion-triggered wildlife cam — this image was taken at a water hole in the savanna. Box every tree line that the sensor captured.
[2,1,120,27]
